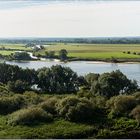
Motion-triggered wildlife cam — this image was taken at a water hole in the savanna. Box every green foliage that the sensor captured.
[0,95,24,115]
[77,89,93,99]
[12,52,31,60]
[8,107,53,126]
[85,73,99,87]
[0,116,94,139]
[0,84,13,97]
[91,96,107,109]
[37,65,79,93]
[23,91,43,106]
[39,97,59,115]
[45,51,55,58]
[59,49,68,61]
[90,70,138,98]
[130,105,140,124]
[7,80,29,93]
[107,95,137,118]
[113,117,137,130]
[0,63,37,86]
[56,96,96,122]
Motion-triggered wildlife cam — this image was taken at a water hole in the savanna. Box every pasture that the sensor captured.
[43,43,140,59]
[0,44,32,56]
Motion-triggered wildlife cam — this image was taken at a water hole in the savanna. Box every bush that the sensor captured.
[0,84,13,97]
[56,96,96,122]
[130,105,140,124]
[77,89,93,99]
[0,95,24,115]
[91,96,107,109]
[107,95,137,118]
[133,92,140,104]
[23,91,43,106]
[7,80,29,93]
[8,107,53,126]
[39,97,59,115]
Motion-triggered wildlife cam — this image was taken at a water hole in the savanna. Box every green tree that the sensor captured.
[7,80,29,93]
[37,65,79,93]
[59,49,68,61]
[13,52,31,60]
[90,70,138,98]
[45,51,55,58]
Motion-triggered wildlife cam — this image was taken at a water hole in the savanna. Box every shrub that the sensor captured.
[0,95,24,115]
[107,95,137,118]
[0,84,13,97]
[91,96,107,109]
[7,80,29,93]
[127,51,131,54]
[56,96,96,122]
[133,52,136,55]
[130,105,140,124]
[77,89,93,99]
[133,92,140,104]
[8,107,53,126]
[39,97,59,115]
[23,91,43,106]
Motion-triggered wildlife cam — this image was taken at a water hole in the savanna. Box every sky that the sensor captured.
[0,0,140,38]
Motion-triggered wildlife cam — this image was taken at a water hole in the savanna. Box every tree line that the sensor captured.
[0,63,138,97]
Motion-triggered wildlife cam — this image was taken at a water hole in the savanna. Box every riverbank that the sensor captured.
[67,57,140,63]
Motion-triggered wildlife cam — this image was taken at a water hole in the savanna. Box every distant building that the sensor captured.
[32,45,44,51]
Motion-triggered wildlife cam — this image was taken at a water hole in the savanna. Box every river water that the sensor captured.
[5,60,140,86]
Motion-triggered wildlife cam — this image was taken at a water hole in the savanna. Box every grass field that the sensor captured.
[1,43,140,60]
[0,51,15,55]
[0,116,94,139]
[43,43,140,59]
[0,44,31,50]
[0,44,32,56]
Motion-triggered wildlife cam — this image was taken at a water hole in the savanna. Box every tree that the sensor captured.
[59,49,68,61]
[13,52,31,60]
[37,65,79,93]
[90,70,138,98]
[0,63,37,87]
[85,73,100,87]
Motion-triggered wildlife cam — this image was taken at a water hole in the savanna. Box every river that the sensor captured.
[5,60,140,86]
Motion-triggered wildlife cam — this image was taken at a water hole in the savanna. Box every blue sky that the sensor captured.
[0,0,140,37]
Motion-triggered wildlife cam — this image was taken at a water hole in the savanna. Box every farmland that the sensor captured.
[38,43,140,60]
[0,44,32,55]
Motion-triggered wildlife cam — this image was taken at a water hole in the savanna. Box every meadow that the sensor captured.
[0,44,32,55]
[42,43,140,59]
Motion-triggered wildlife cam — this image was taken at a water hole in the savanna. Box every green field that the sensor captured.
[0,116,93,139]
[43,43,140,59]
[0,44,32,56]
[0,44,31,50]
[1,43,140,60]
